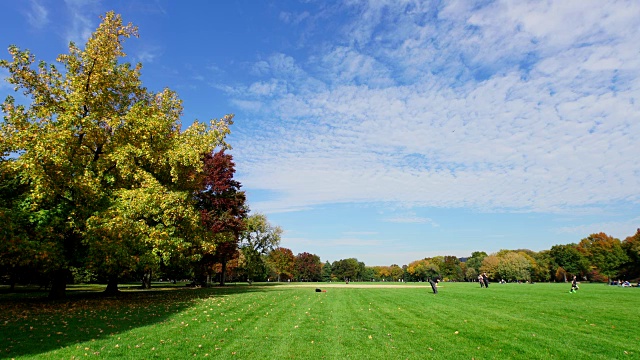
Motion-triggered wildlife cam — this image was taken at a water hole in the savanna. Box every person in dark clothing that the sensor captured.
[428,277,439,294]
[570,275,579,293]
[482,272,489,288]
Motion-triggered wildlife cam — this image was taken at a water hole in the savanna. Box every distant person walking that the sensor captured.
[570,275,579,293]
[478,274,485,288]
[482,272,489,288]
[429,277,439,294]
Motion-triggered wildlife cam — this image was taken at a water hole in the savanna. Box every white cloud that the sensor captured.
[64,0,100,46]
[26,0,49,29]
[279,11,310,25]
[226,1,640,215]
[555,216,640,240]
[134,47,162,64]
[383,215,439,226]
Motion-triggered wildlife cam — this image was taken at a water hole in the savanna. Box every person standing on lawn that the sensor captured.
[482,272,489,288]
[478,274,485,288]
[429,277,440,294]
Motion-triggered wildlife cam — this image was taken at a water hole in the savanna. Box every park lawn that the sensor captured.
[1,282,638,359]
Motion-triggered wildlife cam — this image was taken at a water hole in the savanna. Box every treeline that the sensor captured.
[212,228,640,284]
[306,230,640,283]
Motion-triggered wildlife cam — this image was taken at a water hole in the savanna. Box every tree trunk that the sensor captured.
[48,269,68,300]
[104,275,119,295]
[219,257,227,286]
[141,272,152,289]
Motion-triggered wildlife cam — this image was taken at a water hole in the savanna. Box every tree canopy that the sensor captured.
[0,12,231,297]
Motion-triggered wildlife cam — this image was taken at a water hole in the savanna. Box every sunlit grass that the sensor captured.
[1,282,639,359]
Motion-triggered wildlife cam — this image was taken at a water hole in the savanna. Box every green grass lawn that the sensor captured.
[1,282,638,359]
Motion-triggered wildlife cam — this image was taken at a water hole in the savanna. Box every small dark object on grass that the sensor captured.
[315,288,327,292]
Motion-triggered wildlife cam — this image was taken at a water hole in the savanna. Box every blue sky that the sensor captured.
[2,0,639,266]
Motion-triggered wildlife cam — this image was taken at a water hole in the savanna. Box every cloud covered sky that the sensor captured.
[2,0,639,265]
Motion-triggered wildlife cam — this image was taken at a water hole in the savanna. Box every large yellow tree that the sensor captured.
[0,12,231,298]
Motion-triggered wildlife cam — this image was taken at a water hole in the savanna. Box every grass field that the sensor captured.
[1,282,638,359]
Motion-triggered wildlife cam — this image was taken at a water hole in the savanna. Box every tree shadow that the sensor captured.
[0,284,270,359]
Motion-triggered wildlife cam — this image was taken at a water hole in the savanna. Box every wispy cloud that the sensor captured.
[224,1,640,216]
[25,0,49,29]
[279,11,310,25]
[64,0,101,46]
[383,214,439,226]
[134,46,162,64]
[0,69,11,91]
[555,216,640,240]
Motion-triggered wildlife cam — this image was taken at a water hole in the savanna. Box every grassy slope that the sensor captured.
[1,282,638,359]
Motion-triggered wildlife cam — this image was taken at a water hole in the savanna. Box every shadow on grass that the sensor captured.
[0,283,272,359]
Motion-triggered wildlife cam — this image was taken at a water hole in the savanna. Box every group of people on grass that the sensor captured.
[426,273,596,295]
[478,273,490,288]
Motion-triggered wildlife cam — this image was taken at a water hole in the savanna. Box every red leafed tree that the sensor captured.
[294,252,322,282]
[196,150,247,285]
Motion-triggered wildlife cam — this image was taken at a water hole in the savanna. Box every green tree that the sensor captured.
[361,266,375,282]
[0,163,59,290]
[0,12,230,297]
[321,261,332,282]
[465,251,487,281]
[238,213,281,284]
[622,229,640,279]
[578,233,628,282]
[332,258,360,282]
[441,256,463,281]
[548,244,588,281]
[266,247,294,282]
[496,252,532,281]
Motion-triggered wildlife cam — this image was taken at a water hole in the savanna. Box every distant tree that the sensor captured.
[525,250,552,282]
[465,251,487,276]
[496,252,531,281]
[406,259,439,281]
[374,266,391,281]
[238,213,281,284]
[465,267,478,282]
[390,264,404,281]
[332,258,360,282]
[294,252,322,281]
[480,255,500,280]
[441,256,463,281]
[622,229,640,279]
[321,261,332,282]
[548,244,588,281]
[578,233,628,282]
[361,266,375,281]
[266,247,294,282]
[555,266,568,282]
